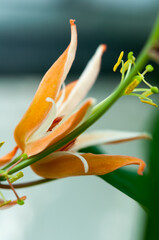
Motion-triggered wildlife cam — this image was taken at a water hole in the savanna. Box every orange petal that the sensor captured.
[0,196,26,210]
[0,146,19,167]
[14,20,77,151]
[31,153,146,178]
[25,99,94,156]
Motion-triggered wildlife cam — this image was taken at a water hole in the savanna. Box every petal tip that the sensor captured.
[70,19,76,25]
[137,161,146,175]
[101,44,107,53]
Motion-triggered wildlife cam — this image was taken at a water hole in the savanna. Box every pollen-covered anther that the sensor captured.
[113,51,124,72]
[140,100,158,108]
[125,78,140,95]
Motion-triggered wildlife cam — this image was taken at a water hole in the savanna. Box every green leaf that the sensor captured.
[143,113,159,239]
[81,146,149,210]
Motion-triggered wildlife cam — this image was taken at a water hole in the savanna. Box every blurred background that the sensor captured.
[0,0,159,74]
[0,0,159,240]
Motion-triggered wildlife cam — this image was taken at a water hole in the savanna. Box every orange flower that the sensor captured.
[0,20,147,178]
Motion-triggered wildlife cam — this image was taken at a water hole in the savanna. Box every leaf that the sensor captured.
[143,113,159,239]
[81,146,149,210]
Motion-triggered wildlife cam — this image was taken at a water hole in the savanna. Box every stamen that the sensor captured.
[141,90,152,98]
[143,64,154,75]
[125,76,142,94]
[0,191,6,202]
[47,116,63,132]
[113,51,124,72]
[140,100,158,107]
[120,60,129,73]
[7,178,21,201]
[0,141,4,148]
[151,86,159,94]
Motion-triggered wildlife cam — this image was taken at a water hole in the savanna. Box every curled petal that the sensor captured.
[58,44,106,115]
[31,152,146,178]
[71,130,151,151]
[14,20,77,151]
[25,99,94,156]
[0,146,18,167]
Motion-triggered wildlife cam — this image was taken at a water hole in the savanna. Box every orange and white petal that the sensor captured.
[0,146,19,167]
[71,130,151,151]
[14,20,77,151]
[25,98,94,156]
[31,152,146,179]
[58,44,106,116]
[0,196,26,210]
[56,80,78,114]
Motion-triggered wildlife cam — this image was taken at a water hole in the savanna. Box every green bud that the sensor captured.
[146,64,154,72]
[151,86,159,94]
[17,199,24,205]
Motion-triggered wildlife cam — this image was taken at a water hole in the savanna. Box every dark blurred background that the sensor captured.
[0,0,159,75]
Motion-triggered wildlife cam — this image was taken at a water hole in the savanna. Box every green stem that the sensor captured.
[1,14,159,180]
[2,155,21,170]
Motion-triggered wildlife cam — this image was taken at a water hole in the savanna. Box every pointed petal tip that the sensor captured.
[101,44,107,53]
[70,19,76,25]
[137,161,146,175]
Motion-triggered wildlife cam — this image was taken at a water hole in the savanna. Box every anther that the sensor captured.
[113,51,124,72]
[146,64,154,72]
[125,75,142,95]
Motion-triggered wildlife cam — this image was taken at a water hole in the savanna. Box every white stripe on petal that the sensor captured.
[56,83,66,110]
[71,130,151,151]
[50,151,89,173]
[58,44,106,116]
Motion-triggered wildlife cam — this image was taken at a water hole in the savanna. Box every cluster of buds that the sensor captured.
[114,51,159,107]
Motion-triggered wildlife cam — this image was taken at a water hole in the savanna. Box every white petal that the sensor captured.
[58,44,106,116]
[71,130,151,151]
[56,83,66,110]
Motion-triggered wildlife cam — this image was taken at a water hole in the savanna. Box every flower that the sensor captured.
[0,20,148,178]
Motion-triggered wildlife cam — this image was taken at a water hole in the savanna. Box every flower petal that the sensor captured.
[71,130,151,151]
[58,44,106,116]
[14,19,77,151]
[31,152,146,178]
[0,146,19,167]
[25,99,94,156]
